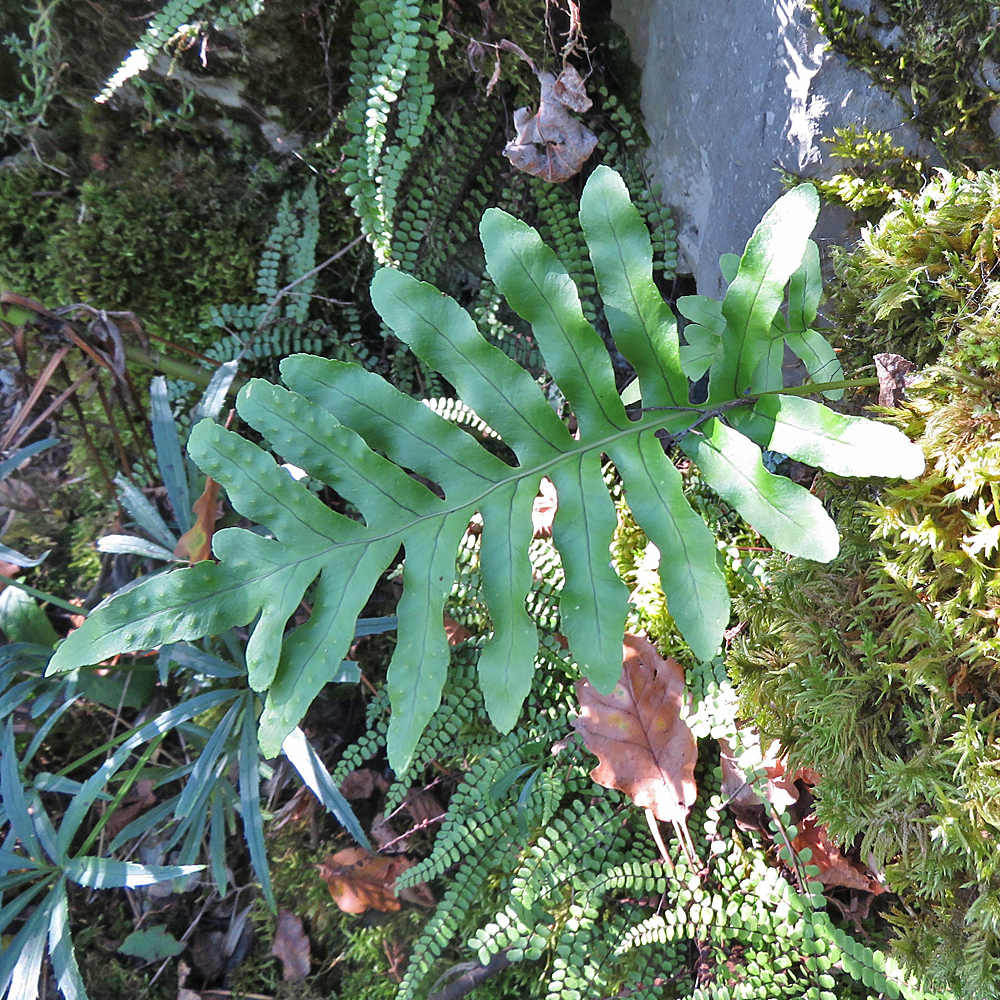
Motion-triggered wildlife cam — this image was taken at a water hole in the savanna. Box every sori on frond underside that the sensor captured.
[47,167,925,772]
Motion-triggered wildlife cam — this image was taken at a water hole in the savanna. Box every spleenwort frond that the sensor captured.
[96,1,266,103]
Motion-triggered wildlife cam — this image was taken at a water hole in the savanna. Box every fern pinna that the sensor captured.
[49,167,923,773]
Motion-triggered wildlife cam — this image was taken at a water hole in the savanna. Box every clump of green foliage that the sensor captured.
[32,166,937,1000]
[808,0,1000,167]
[832,169,1000,368]
[804,124,925,214]
[735,165,1000,997]
[730,401,1000,997]
[0,151,267,342]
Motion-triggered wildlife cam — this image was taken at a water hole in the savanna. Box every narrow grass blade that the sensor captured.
[150,376,192,533]
[282,727,371,850]
[47,879,87,1000]
[239,702,274,908]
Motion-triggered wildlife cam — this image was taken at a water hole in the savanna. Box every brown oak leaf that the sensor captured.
[271,909,311,981]
[572,633,697,824]
[317,848,415,914]
[792,816,885,894]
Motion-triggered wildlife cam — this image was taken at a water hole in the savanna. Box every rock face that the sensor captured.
[612,0,939,296]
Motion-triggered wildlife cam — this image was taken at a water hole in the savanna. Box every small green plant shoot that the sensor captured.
[48,167,924,772]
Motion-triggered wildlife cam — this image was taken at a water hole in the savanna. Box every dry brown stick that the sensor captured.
[0,344,71,451]
[5,364,97,453]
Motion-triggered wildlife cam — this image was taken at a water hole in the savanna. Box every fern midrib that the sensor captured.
[287,407,702,551]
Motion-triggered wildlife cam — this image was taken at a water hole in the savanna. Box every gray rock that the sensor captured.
[974,57,1000,93]
[990,104,1000,139]
[149,53,246,108]
[611,0,938,297]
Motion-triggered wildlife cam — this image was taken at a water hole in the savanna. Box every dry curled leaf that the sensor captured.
[403,787,445,826]
[572,633,697,824]
[371,811,407,853]
[174,476,221,563]
[503,66,598,183]
[271,909,311,982]
[317,848,415,914]
[792,816,885,894]
[339,768,377,800]
[874,352,917,408]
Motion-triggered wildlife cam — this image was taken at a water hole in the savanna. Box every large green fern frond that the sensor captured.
[49,168,923,771]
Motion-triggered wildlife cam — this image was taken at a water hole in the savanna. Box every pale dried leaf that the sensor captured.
[371,811,406,853]
[874,352,917,408]
[486,49,502,97]
[552,65,592,112]
[271,909,311,981]
[531,477,558,538]
[718,736,801,826]
[572,633,697,824]
[503,69,598,183]
[177,960,202,1000]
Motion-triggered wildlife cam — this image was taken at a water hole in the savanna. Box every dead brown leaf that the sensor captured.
[403,787,445,826]
[503,66,598,183]
[339,769,376,800]
[551,64,591,112]
[443,614,474,645]
[317,848,414,914]
[371,811,406,853]
[105,779,157,840]
[719,738,798,822]
[792,816,885,894]
[874,352,917,408]
[572,634,697,825]
[173,476,221,563]
[398,880,436,909]
[719,735,821,831]
[271,909,311,982]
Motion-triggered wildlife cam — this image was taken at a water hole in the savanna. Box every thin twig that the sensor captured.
[376,811,446,853]
[237,234,366,362]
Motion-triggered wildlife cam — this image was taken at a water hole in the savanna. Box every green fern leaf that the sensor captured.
[48,168,923,772]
